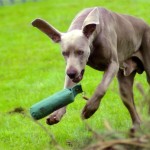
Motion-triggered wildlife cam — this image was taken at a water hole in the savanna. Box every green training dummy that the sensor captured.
[30,84,83,120]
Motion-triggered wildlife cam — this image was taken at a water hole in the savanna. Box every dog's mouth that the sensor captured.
[72,69,85,83]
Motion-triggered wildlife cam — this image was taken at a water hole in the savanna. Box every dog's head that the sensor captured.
[32,8,99,83]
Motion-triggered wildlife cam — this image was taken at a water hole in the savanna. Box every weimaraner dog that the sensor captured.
[32,7,150,126]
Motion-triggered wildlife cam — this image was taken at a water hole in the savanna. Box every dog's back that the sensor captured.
[69,7,148,31]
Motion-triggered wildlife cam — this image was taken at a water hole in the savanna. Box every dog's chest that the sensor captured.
[87,50,110,71]
[87,39,111,71]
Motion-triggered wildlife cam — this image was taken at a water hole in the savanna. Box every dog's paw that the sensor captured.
[46,108,66,125]
[46,114,60,125]
[81,99,100,119]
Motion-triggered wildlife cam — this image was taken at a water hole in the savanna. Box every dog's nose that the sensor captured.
[67,68,77,79]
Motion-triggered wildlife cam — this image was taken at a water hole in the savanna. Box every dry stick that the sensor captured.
[85,136,150,150]
[82,91,89,101]
[83,121,105,141]
[22,112,64,150]
[82,96,89,101]
[136,83,150,114]
[103,120,113,132]
[82,90,94,101]
[136,83,145,96]
[99,137,149,150]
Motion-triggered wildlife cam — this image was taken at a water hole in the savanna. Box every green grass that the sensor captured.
[0,0,150,149]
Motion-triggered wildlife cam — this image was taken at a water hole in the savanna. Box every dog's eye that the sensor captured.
[76,50,84,55]
[62,51,69,57]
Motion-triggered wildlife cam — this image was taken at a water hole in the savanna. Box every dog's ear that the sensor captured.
[32,18,61,43]
[82,7,99,38]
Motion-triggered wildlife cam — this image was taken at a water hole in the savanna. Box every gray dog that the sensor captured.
[32,7,150,127]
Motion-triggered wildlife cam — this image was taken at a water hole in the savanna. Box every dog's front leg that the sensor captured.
[82,61,119,119]
[46,75,76,125]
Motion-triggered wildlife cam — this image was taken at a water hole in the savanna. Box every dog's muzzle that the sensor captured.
[67,69,85,83]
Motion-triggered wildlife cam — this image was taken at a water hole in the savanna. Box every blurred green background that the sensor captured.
[0,0,150,149]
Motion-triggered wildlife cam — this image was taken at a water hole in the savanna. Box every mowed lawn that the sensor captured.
[0,0,150,149]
